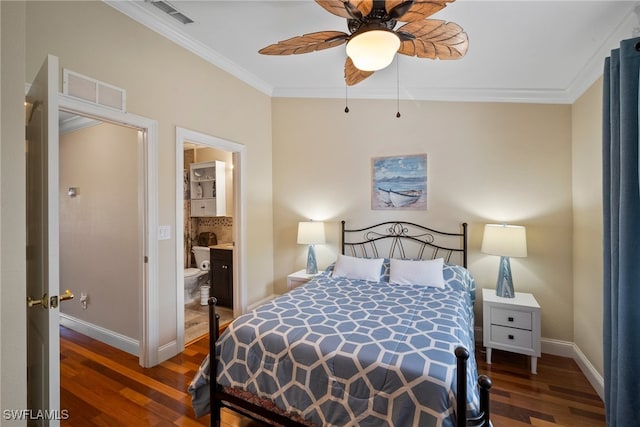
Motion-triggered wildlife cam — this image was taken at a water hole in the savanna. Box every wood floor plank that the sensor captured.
[476,348,605,427]
[61,326,605,426]
[63,339,188,403]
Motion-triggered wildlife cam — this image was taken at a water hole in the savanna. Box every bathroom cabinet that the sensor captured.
[189,160,226,217]
[210,248,233,308]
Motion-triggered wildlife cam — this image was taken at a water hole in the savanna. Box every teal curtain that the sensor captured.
[602,36,640,426]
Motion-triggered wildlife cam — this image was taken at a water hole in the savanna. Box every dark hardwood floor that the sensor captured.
[60,326,605,426]
[475,347,605,426]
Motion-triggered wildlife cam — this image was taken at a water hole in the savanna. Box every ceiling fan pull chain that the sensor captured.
[396,55,401,118]
[344,82,350,113]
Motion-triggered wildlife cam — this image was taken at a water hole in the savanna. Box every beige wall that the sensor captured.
[2,0,606,404]
[572,78,604,375]
[1,0,28,417]
[25,1,274,347]
[59,122,141,339]
[272,98,575,341]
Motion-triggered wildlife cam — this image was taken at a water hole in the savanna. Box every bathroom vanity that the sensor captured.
[209,245,233,308]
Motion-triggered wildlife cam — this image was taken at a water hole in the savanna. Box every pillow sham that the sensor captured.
[389,257,445,288]
[332,254,385,282]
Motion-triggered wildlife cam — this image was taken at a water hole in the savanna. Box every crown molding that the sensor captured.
[565,2,639,103]
[272,86,573,104]
[105,0,639,105]
[103,0,274,97]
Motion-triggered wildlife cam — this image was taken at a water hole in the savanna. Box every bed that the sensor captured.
[189,221,492,427]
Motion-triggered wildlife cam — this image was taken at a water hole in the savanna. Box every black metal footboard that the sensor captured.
[207,297,491,427]
[455,347,493,427]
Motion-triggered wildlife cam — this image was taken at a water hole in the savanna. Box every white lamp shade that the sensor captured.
[297,221,326,245]
[481,224,527,257]
[346,30,400,71]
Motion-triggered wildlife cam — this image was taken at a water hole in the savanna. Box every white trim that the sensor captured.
[571,343,605,401]
[477,328,604,400]
[540,337,575,358]
[58,94,159,368]
[540,338,604,400]
[247,294,278,311]
[272,86,576,105]
[60,314,139,356]
[565,4,639,103]
[158,340,179,363]
[103,0,273,97]
[175,127,247,353]
[59,114,100,134]
[104,0,637,105]
[175,136,186,351]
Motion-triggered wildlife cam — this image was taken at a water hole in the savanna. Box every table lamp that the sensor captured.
[297,221,326,274]
[481,224,527,298]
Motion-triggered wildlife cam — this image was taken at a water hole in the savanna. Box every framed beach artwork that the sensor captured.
[372,154,427,210]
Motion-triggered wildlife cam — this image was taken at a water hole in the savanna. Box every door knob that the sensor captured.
[59,289,74,302]
[27,293,49,309]
[27,289,74,309]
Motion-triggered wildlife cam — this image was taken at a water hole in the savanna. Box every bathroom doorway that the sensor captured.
[175,128,246,350]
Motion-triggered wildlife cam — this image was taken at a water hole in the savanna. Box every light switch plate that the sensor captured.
[158,225,171,240]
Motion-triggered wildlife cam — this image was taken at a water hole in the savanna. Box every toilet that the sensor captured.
[183,246,210,303]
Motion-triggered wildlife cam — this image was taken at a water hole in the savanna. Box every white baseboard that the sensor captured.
[540,338,604,400]
[158,340,179,364]
[59,313,139,356]
[541,337,575,358]
[571,342,605,401]
[476,327,604,400]
[247,294,277,311]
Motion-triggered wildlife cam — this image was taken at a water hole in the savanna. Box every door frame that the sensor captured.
[175,127,246,351]
[58,94,159,367]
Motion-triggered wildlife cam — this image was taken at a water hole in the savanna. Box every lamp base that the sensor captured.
[496,256,515,298]
[306,245,318,275]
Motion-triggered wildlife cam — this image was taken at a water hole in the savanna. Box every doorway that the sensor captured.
[58,112,142,354]
[58,94,160,367]
[175,127,246,351]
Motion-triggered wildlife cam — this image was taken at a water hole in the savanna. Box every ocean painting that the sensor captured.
[372,154,427,210]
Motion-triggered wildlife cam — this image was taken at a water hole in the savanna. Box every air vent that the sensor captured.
[148,0,194,24]
[62,69,126,112]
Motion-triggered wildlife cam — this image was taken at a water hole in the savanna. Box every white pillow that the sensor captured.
[389,258,445,288]
[332,254,384,282]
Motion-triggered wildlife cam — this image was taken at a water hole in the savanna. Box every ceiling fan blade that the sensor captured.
[259,31,348,55]
[315,0,373,19]
[387,0,455,22]
[345,57,375,86]
[397,19,468,59]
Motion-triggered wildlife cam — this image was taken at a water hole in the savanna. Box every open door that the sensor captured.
[26,54,69,425]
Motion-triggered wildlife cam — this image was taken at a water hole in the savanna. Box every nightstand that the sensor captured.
[287,269,320,290]
[482,288,541,374]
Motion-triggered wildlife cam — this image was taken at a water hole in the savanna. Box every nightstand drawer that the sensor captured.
[490,307,532,330]
[490,325,532,348]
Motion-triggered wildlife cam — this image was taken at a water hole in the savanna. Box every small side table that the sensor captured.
[287,269,320,290]
[482,288,541,374]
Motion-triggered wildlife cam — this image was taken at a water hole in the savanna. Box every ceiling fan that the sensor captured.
[258,0,469,86]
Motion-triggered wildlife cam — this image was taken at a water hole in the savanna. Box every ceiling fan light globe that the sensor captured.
[346,30,400,71]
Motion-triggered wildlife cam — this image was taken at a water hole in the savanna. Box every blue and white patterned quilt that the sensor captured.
[189,263,479,427]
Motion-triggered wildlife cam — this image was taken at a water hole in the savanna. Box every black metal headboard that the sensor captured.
[341,221,468,268]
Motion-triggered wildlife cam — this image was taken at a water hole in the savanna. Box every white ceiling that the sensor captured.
[106,0,639,104]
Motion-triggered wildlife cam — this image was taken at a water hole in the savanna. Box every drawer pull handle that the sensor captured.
[508,316,514,322]
[508,334,514,340]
